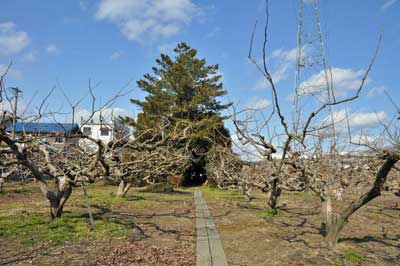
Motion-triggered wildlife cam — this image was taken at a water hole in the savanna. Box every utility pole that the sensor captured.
[10,87,22,138]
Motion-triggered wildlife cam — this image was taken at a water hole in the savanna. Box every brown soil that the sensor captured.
[203,189,400,266]
[2,182,399,266]
[0,182,196,266]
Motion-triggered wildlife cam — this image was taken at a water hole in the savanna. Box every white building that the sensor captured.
[81,122,114,143]
[78,119,130,151]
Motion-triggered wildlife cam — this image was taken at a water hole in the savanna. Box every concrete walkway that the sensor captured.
[194,189,228,266]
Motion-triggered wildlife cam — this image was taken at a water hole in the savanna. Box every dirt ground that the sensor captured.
[0,182,196,266]
[1,182,399,266]
[202,188,400,266]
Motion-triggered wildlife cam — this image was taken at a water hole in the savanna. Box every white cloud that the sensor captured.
[74,107,131,123]
[352,134,382,145]
[254,47,298,90]
[270,47,297,83]
[110,51,122,60]
[95,0,199,41]
[0,95,27,115]
[0,22,30,55]
[21,51,36,62]
[324,109,387,129]
[255,79,268,91]
[298,67,367,97]
[350,111,386,127]
[246,96,270,110]
[46,44,59,54]
[270,47,297,61]
[367,86,385,97]
[231,133,263,161]
[381,0,398,12]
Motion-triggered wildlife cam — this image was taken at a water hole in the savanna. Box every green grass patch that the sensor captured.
[68,185,161,208]
[0,201,34,212]
[20,238,36,245]
[0,185,32,195]
[10,188,31,194]
[202,187,244,201]
[257,209,285,218]
[0,212,127,245]
[87,195,159,207]
[343,250,371,265]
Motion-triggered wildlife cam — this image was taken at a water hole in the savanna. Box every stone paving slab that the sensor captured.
[195,189,228,266]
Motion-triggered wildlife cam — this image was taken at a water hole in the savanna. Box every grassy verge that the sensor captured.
[0,183,195,246]
[344,250,371,264]
[0,211,127,245]
[201,186,244,201]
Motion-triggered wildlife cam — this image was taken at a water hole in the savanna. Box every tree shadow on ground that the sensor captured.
[139,189,193,196]
[106,209,194,220]
[283,207,320,217]
[236,202,265,210]
[0,245,53,266]
[339,236,400,248]
[104,211,194,241]
[124,195,145,201]
[260,207,323,249]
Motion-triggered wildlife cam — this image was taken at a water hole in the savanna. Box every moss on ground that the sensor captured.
[0,212,127,245]
[343,250,371,265]
[201,186,244,201]
[0,182,195,246]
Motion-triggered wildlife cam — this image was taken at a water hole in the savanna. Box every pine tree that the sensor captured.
[131,42,232,183]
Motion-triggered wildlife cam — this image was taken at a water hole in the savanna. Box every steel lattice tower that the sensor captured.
[293,0,336,153]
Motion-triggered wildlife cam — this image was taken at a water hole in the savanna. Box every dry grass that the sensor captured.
[1,181,399,265]
[0,182,196,266]
[202,187,400,266]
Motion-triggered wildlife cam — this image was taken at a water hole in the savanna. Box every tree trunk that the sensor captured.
[116,179,132,198]
[320,195,346,249]
[267,178,282,209]
[81,181,95,229]
[320,194,331,237]
[49,177,72,220]
[324,215,346,249]
[0,134,74,220]
[322,153,399,249]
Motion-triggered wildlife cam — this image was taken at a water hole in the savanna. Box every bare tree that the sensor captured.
[234,0,381,209]
[234,1,400,248]
[114,116,197,197]
[229,0,398,250]
[0,69,131,219]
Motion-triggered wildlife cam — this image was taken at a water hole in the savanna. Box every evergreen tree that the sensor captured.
[131,43,232,183]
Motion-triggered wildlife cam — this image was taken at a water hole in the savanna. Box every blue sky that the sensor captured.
[0,0,399,146]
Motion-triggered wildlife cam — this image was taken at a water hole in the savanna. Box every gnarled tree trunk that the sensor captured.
[322,152,399,249]
[1,135,74,220]
[48,176,72,219]
[267,178,282,209]
[116,178,132,198]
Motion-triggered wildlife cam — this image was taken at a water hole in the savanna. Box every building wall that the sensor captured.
[79,123,114,152]
[81,124,114,143]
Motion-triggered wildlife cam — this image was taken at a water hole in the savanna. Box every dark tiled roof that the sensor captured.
[6,122,79,133]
